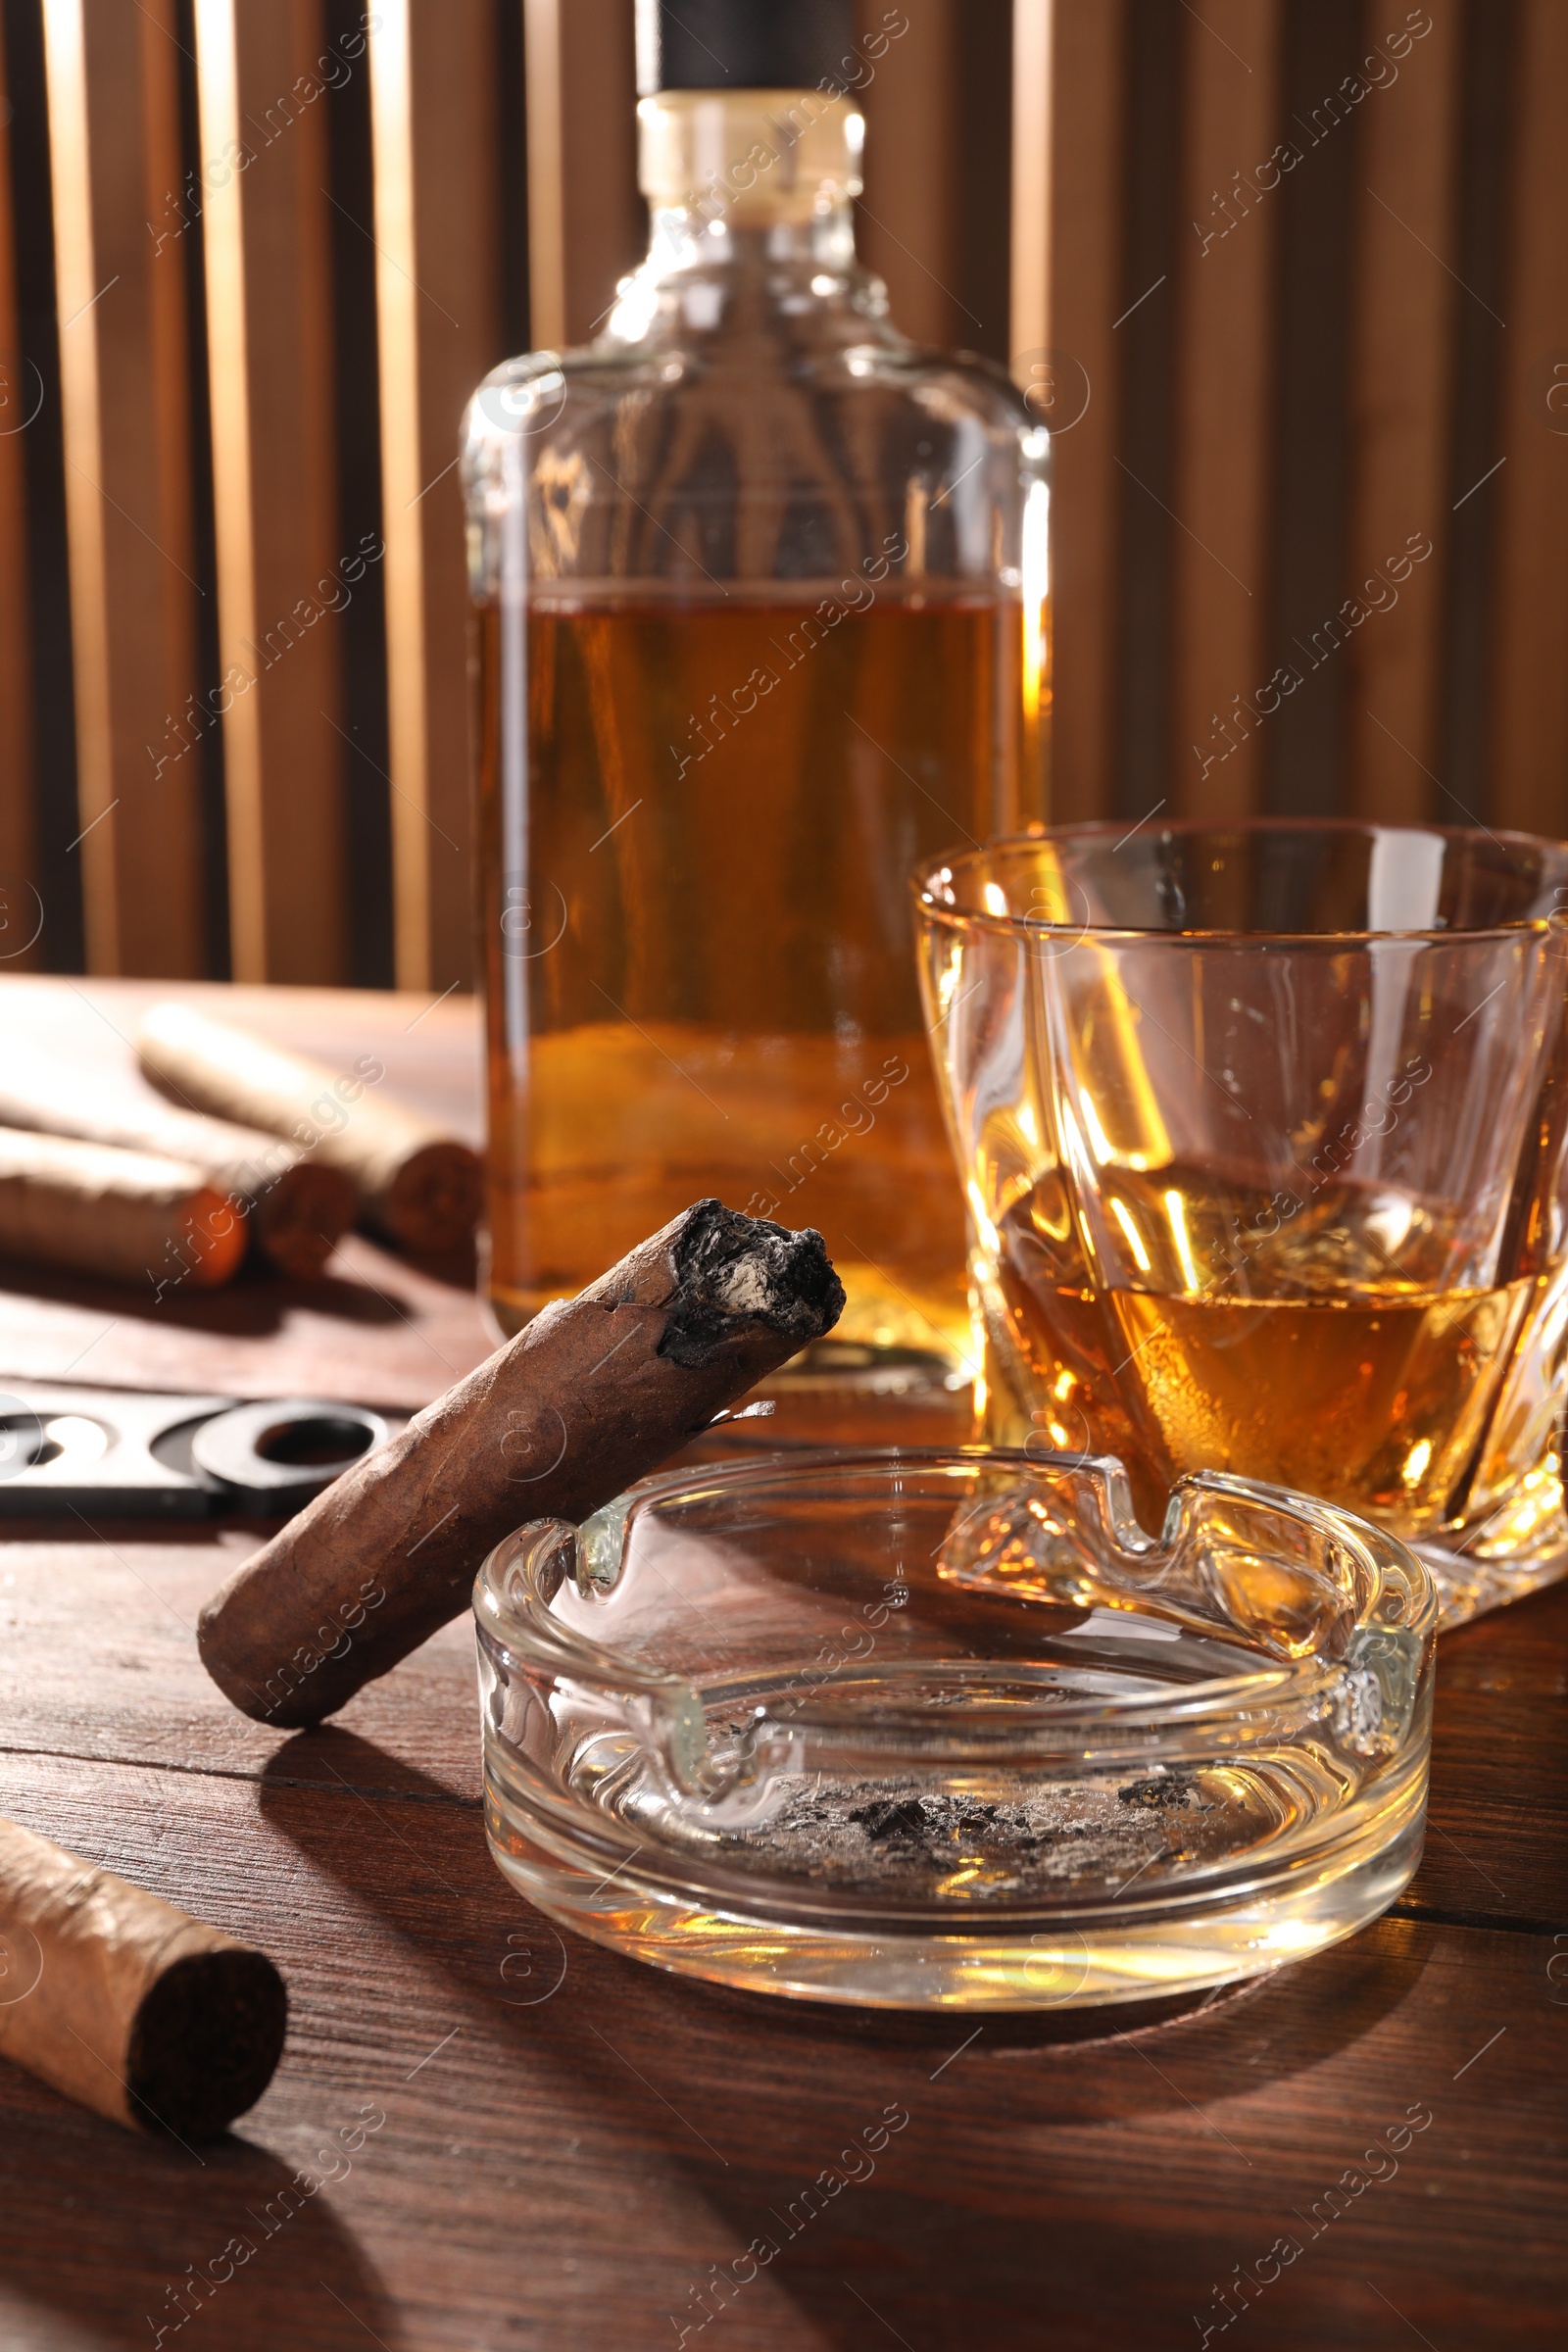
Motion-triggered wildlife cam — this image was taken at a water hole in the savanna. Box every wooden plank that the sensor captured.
[192,0,345,984]
[41,0,204,977]
[1414,1581,1568,1931]
[1487,0,1568,836]
[0,1534,474,1793]
[0,1746,1561,2348]
[521,0,641,350]
[1343,5,1462,822]
[0,21,35,969]
[1169,0,1282,818]
[857,0,965,350]
[368,0,497,996]
[1008,0,1050,378]
[1010,0,1125,819]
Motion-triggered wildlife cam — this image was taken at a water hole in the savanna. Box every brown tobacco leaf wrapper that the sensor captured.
[0,1815,286,2137]
[200,1200,845,1727]
[137,1000,482,1253]
[0,1052,356,1279]
[0,1127,247,1290]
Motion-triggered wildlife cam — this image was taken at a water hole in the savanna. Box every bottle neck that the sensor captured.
[636,87,863,273]
[645,199,858,277]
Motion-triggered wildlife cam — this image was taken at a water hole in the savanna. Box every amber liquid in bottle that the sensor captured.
[993,1166,1542,1540]
[478,584,1036,1353]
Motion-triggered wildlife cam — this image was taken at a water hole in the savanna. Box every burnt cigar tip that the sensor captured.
[126,1946,288,2139]
[660,1200,845,1369]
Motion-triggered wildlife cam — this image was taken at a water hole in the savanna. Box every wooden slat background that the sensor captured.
[1024,0,1568,831]
[193,0,346,984]
[1169,0,1280,822]
[44,0,204,974]
[522,0,640,351]
[369,0,498,993]
[1491,0,1568,839]
[0,14,35,969]
[1343,0,1460,822]
[0,0,1563,979]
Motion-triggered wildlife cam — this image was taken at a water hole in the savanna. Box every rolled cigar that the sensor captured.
[0,1127,246,1290]
[200,1199,845,1726]
[0,1052,356,1279]
[0,1815,286,2136]
[138,1001,481,1252]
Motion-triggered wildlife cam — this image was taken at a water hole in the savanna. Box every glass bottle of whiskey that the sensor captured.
[464,0,1050,1360]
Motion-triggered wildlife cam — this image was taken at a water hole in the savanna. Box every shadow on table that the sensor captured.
[257,1727,1431,2092]
[0,1250,414,1343]
[0,1219,482,1351]
[0,2083,403,2350]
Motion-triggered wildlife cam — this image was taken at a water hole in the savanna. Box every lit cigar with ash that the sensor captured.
[199,1200,844,1726]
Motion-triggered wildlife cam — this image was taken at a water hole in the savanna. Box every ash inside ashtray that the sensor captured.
[697,1771,1245,1900]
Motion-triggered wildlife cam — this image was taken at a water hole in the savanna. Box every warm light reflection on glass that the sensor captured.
[965,1179,1000,1252]
[1020,476,1050,724]
[1080,959,1172,1170]
[1163,1188,1200,1293]
[982,882,1008,918]
[1019,476,1052,811]
[1078,1089,1113,1165]
[1108,1196,1152,1274]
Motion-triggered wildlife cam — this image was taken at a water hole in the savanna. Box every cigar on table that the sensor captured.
[0,1127,247,1290]
[0,1815,286,2136]
[0,1052,357,1280]
[200,1200,845,1727]
[138,1001,481,1254]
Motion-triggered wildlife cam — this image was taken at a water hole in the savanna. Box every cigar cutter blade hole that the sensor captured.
[0,1403,111,1477]
[191,1400,389,1505]
[0,1399,49,1480]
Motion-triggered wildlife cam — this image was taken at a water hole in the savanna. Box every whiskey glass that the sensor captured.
[915,820,1568,1625]
[474,1447,1434,2010]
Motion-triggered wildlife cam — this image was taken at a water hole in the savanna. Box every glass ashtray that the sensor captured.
[473,1448,1436,2010]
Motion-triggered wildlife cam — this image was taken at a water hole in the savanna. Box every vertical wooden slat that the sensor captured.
[42,0,203,976]
[0,20,36,966]
[522,0,640,351]
[193,0,343,984]
[857,0,967,350]
[951,0,1014,367]
[1343,9,1462,822]
[1011,0,1125,819]
[1168,0,1282,817]
[1488,0,1568,838]
[1009,0,1050,367]
[368,0,498,994]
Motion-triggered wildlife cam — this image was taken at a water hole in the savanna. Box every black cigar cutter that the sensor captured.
[0,1385,394,1518]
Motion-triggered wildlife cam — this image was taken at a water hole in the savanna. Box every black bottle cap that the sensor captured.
[636,1,857,97]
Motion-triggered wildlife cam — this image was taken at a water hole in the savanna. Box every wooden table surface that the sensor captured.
[0,980,1563,2350]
